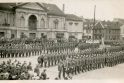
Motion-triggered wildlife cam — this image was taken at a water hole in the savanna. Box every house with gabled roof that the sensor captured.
[92,21,104,40]
[65,14,83,40]
[92,21,121,41]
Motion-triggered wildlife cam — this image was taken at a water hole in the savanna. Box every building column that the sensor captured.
[16,31,21,38]
[64,32,69,39]
[37,14,41,29]
[25,13,29,28]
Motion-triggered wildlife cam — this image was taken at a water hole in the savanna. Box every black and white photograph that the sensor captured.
[0,0,124,81]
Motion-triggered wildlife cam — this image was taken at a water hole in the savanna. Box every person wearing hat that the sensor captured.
[58,60,63,79]
[27,62,32,71]
[37,55,44,67]
[62,61,67,79]
[54,54,57,65]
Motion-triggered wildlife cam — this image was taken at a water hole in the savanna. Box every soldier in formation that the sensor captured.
[56,48,124,79]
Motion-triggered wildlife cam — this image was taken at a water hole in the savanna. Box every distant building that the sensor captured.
[92,21,104,41]
[113,18,124,24]
[92,21,121,41]
[65,14,83,40]
[0,2,83,40]
[103,21,121,41]
[113,18,124,40]
[120,25,124,40]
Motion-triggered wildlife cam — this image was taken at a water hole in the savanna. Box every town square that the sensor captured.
[0,0,124,80]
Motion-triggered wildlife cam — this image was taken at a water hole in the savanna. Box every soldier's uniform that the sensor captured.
[58,60,63,79]
[47,54,50,67]
[50,54,53,66]
[43,55,47,67]
[62,61,66,79]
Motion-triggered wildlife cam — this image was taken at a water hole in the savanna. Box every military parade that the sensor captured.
[0,1,124,81]
[0,37,124,80]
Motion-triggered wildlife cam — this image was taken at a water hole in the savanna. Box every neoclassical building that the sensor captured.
[0,2,83,40]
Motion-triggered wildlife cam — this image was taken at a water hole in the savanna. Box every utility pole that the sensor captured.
[93,5,96,42]
[92,5,96,51]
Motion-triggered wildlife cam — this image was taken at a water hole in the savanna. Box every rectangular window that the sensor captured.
[0,32,5,38]
[75,23,78,26]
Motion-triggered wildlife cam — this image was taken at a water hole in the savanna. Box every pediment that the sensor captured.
[18,3,46,11]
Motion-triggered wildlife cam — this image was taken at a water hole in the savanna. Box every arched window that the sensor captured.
[20,16,25,27]
[53,19,59,29]
[28,15,37,30]
[40,18,45,28]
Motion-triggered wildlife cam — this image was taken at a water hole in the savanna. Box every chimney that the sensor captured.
[62,4,65,13]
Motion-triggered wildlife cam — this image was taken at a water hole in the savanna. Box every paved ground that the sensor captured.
[0,56,124,80]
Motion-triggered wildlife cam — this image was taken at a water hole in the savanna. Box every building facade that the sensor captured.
[92,21,121,42]
[0,3,83,40]
[113,18,124,40]
[120,25,124,40]
[65,14,83,40]
[103,21,121,41]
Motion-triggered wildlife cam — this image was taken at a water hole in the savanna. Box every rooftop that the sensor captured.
[65,14,82,21]
[0,3,16,11]
[0,3,65,16]
[42,3,65,16]
[83,19,121,30]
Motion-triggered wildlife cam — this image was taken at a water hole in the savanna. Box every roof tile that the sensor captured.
[65,14,82,21]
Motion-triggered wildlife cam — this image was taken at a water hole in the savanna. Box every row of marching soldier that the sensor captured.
[36,45,124,79]
[0,38,99,58]
[0,45,124,80]
[56,46,124,79]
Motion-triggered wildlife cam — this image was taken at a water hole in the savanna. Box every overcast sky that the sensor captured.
[2,0,124,21]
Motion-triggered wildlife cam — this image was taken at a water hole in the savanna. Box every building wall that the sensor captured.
[0,10,16,38]
[0,11,15,26]
[48,16,65,30]
[0,3,84,40]
[120,25,124,40]
[104,28,120,41]
[0,11,66,39]
[15,8,47,29]
[66,20,83,32]
[66,20,83,39]
[48,15,66,39]
[15,8,49,38]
